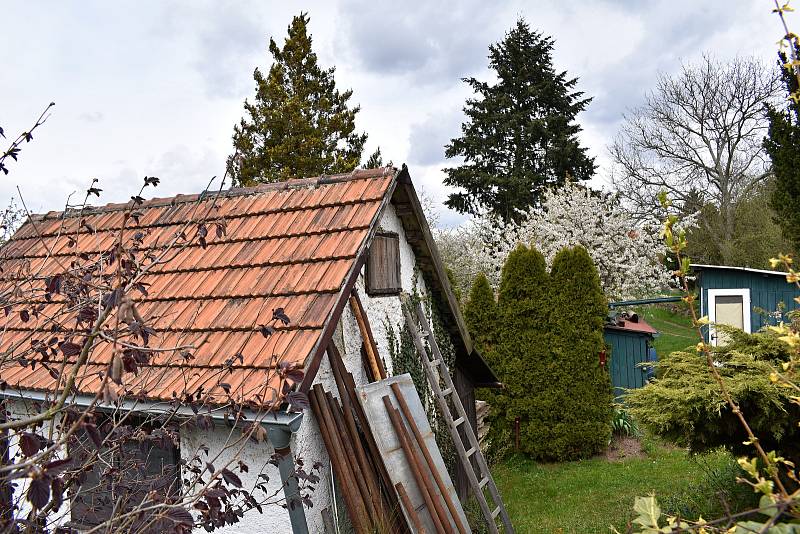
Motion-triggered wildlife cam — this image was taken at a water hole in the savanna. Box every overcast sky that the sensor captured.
[1,0,786,227]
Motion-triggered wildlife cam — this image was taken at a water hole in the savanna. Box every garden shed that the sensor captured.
[0,166,500,533]
[603,313,658,397]
[692,264,800,345]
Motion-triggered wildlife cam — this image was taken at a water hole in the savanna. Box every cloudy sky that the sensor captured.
[1,0,786,226]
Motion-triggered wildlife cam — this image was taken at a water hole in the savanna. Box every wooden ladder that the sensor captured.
[401,295,514,534]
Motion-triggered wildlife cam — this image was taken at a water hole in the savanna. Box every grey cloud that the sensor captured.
[191,11,266,99]
[408,108,466,167]
[337,0,503,85]
[151,2,267,99]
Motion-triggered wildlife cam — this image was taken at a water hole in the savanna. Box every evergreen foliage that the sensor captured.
[548,246,612,458]
[476,244,612,461]
[444,18,595,222]
[494,245,552,456]
[766,50,800,251]
[361,147,384,169]
[228,13,367,185]
[627,328,800,467]
[464,272,497,352]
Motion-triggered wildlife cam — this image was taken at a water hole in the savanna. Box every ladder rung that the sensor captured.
[466,446,477,457]
[492,506,501,519]
[479,477,490,489]
[442,387,453,396]
[453,417,465,427]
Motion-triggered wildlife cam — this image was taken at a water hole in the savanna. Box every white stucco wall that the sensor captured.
[179,422,301,534]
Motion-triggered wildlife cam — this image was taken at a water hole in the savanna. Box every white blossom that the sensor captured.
[436,183,693,301]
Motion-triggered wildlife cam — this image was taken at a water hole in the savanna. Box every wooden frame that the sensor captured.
[708,288,751,346]
[365,231,402,297]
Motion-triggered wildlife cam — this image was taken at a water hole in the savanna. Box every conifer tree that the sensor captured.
[766,50,800,251]
[361,147,384,169]
[464,272,497,353]
[228,13,367,185]
[548,246,612,458]
[494,244,553,455]
[444,18,595,222]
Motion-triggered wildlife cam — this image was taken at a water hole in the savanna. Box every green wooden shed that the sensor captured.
[692,264,800,345]
[604,314,658,398]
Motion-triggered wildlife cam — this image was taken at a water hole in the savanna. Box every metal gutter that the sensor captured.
[0,388,303,431]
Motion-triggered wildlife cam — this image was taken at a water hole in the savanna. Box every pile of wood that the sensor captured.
[309,290,406,533]
[309,341,404,533]
[476,400,490,448]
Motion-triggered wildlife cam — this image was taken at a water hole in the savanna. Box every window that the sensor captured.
[69,414,180,529]
[708,288,751,346]
[366,232,401,296]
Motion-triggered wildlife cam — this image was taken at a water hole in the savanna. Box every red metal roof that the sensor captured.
[605,316,658,336]
[0,168,397,408]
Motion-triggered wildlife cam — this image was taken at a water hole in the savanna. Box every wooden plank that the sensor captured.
[350,289,388,380]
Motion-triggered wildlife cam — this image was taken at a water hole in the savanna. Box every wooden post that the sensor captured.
[390,383,466,533]
[310,386,370,533]
[395,482,426,534]
[350,290,387,380]
[383,396,448,534]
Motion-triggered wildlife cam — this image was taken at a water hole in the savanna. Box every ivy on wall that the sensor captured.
[384,269,457,480]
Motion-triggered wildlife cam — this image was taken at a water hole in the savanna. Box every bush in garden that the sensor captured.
[489,245,553,457]
[469,245,613,460]
[627,327,800,468]
[464,272,498,353]
[546,246,613,459]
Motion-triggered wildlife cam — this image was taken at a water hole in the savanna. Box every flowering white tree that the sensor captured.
[436,182,688,301]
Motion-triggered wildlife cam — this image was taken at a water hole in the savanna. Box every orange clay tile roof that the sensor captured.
[0,168,398,408]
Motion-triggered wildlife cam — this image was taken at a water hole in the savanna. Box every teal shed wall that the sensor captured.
[696,268,800,341]
[603,328,653,398]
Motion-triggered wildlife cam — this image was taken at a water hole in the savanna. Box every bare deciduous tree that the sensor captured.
[610,55,781,264]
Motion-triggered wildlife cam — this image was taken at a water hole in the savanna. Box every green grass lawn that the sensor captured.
[636,305,697,357]
[492,444,731,533]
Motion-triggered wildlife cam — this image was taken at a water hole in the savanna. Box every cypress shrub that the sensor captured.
[548,246,613,459]
[495,244,554,457]
[464,272,498,352]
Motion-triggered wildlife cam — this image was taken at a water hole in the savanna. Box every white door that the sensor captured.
[708,288,751,346]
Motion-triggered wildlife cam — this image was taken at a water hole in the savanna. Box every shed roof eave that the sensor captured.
[690,263,788,278]
[0,388,304,432]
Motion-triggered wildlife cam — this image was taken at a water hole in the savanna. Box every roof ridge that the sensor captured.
[30,166,397,221]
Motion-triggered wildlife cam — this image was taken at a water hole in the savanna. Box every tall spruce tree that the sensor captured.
[228,13,367,185]
[765,50,800,251]
[548,246,612,459]
[444,18,595,222]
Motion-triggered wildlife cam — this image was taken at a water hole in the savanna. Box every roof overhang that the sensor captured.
[0,388,304,432]
[691,263,788,277]
[390,166,500,387]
